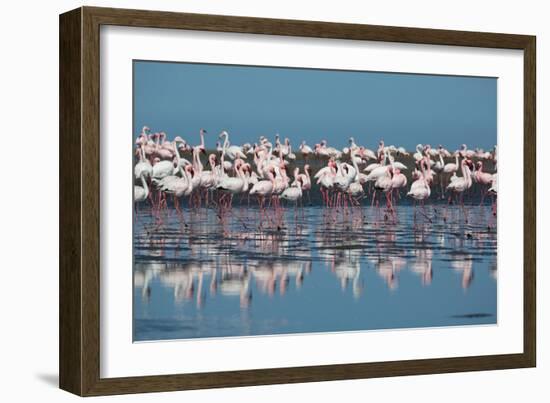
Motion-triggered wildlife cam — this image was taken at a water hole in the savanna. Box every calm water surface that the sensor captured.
[133,203,497,341]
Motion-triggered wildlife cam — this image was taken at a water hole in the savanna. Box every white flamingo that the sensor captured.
[134,144,153,179]
[299,141,313,160]
[134,172,149,203]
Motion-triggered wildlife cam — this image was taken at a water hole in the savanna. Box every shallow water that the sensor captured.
[133,202,497,341]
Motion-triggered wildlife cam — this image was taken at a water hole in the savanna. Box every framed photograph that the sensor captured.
[59,6,536,396]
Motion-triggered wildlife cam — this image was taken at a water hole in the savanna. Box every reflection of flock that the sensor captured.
[134,207,497,310]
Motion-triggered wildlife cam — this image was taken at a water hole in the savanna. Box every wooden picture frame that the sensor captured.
[59,6,536,396]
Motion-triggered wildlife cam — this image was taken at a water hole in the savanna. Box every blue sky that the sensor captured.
[133,61,497,151]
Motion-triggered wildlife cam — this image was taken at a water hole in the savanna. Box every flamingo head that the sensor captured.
[200,128,207,135]
[465,159,474,170]
[321,140,327,146]
[219,130,228,139]
[304,164,310,173]
[142,126,150,134]
[153,157,161,165]
[185,165,194,176]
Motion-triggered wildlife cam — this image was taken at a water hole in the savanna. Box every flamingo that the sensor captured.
[296,165,312,204]
[216,159,248,207]
[361,147,377,161]
[407,157,432,221]
[134,144,153,180]
[152,157,176,183]
[390,167,407,202]
[373,165,394,210]
[444,152,460,174]
[473,161,494,185]
[459,144,476,159]
[474,161,494,205]
[347,150,365,203]
[489,173,498,194]
[219,130,247,160]
[299,141,313,161]
[157,165,194,216]
[250,170,275,210]
[134,172,149,203]
[446,158,474,221]
[315,160,336,207]
[413,144,424,161]
[397,146,409,156]
[154,132,175,160]
[280,177,303,206]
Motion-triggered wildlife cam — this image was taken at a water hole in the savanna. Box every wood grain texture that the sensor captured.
[59,7,82,396]
[523,38,536,367]
[59,6,537,396]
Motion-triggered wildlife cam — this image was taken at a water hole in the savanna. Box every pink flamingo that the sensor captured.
[407,157,432,221]
[446,158,474,222]
[299,141,313,162]
[390,167,407,205]
[154,132,174,160]
[296,164,312,205]
[157,165,194,219]
[473,161,494,206]
[316,160,336,207]
[250,169,275,212]
[215,159,248,209]
[134,143,153,180]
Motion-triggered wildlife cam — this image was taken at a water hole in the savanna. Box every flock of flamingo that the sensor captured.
[133,126,498,224]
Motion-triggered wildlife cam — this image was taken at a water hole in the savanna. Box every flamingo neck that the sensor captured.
[220,134,228,175]
[140,173,148,195]
[184,168,192,189]
[172,140,180,160]
[350,153,360,181]
[194,149,203,175]
[140,144,146,162]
